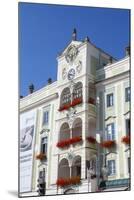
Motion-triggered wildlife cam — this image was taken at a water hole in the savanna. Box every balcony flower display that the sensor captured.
[121,135,130,145]
[56,136,82,148]
[56,176,81,187]
[87,136,96,144]
[36,153,46,161]
[101,140,116,149]
[88,97,96,105]
[58,103,71,111]
[56,139,70,148]
[70,136,82,144]
[71,97,82,107]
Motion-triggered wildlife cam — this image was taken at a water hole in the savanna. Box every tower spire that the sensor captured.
[72,28,77,41]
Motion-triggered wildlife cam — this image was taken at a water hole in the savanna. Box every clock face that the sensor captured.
[68,68,75,80]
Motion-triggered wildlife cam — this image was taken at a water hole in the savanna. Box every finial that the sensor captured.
[47,78,52,84]
[84,36,90,42]
[29,83,34,94]
[72,28,77,41]
[125,46,130,56]
[109,56,113,64]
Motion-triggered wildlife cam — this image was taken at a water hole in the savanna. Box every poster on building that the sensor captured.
[19,110,37,193]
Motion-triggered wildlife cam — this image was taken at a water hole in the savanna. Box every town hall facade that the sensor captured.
[19,29,130,197]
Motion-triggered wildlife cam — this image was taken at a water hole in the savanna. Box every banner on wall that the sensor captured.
[19,110,37,193]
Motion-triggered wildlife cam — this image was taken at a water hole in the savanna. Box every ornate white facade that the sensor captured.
[19,30,130,197]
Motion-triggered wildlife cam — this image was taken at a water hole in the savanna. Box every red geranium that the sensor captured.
[56,139,70,148]
[70,136,82,144]
[56,176,81,187]
[101,140,116,148]
[58,103,71,111]
[88,97,96,105]
[121,135,130,145]
[87,136,96,144]
[71,98,82,107]
[36,153,46,160]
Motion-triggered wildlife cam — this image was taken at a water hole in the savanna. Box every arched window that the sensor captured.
[58,158,70,179]
[59,123,70,141]
[72,156,81,178]
[72,118,82,138]
[73,82,83,100]
[60,87,71,106]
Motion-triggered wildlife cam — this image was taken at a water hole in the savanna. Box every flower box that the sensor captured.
[87,136,96,144]
[121,135,130,145]
[70,136,82,144]
[88,97,96,105]
[56,136,82,148]
[36,153,46,160]
[58,103,71,111]
[56,176,81,187]
[71,98,82,107]
[56,139,70,148]
[101,140,116,148]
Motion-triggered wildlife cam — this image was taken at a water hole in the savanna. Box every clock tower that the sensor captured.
[53,29,111,193]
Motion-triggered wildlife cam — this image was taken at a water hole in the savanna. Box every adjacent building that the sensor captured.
[19,29,130,197]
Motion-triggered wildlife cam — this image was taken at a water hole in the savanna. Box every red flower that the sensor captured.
[88,97,96,105]
[87,136,96,144]
[56,177,81,187]
[58,103,71,111]
[70,136,82,144]
[56,139,70,148]
[101,140,116,148]
[71,98,82,107]
[121,135,130,144]
[36,153,46,160]
[56,136,82,148]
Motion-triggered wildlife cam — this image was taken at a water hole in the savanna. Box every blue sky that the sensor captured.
[19,3,130,97]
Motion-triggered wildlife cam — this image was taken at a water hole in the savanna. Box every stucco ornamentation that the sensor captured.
[65,45,78,64]
[66,107,77,127]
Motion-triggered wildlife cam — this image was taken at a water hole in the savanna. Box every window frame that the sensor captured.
[107,123,115,140]
[107,93,114,107]
[42,110,49,126]
[40,137,48,154]
[125,87,130,102]
[125,119,130,135]
[107,160,116,176]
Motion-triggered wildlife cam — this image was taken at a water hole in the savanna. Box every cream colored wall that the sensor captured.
[20,39,130,195]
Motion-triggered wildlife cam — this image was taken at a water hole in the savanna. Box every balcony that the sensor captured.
[58,102,71,111]
[56,136,82,149]
[56,176,81,188]
[58,97,83,112]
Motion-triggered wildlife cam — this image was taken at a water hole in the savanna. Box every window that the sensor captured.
[107,123,115,140]
[73,82,82,100]
[108,160,116,176]
[128,157,130,174]
[42,111,49,126]
[39,169,45,178]
[126,119,130,135]
[41,137,48,154]
[61,88,71,105]
[107,93,114,107]
[125,87,130,102]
